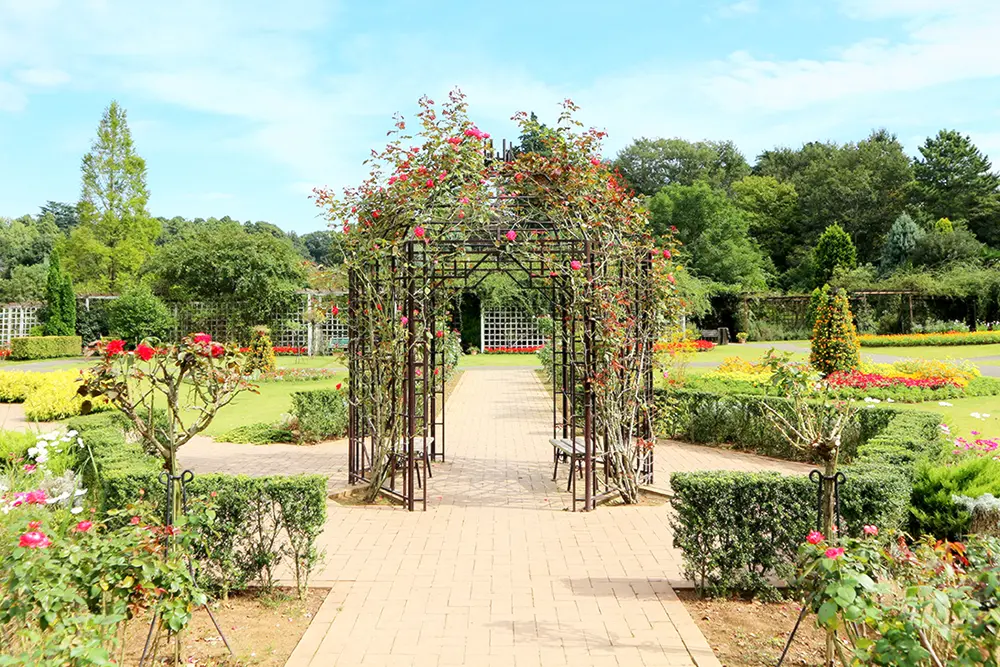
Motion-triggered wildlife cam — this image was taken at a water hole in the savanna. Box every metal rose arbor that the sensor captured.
[315,92,678,511]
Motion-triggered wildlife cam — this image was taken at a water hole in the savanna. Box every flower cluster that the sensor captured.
[825,370,959,390]
[953,434,1000,457]
[238,345,308,356]
[859,330,1000,347]
[27,429,84,466]
[654,339,715,353]
[258,368,341,382]
[484,346,543,354]
[0,348,10,359]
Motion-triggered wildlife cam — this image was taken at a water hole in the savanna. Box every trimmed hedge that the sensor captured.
[859,330,1000,347]
[671,467,910,597]
[10,335,82,360]
[665,391,944,597]
[291,388,347,442]
[67,413,328,596]
[655,387,942,463]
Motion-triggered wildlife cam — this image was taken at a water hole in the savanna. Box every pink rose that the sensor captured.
[863,525,878,536]
[414,226,425,239]
[806,531,824,545]
[25,490,46,505]
[73,520,93,533]
[401,316,409,326]
[130,516,141,526]
[19,531,51,549]
[662,249,671,259]
[193,333,212,345]
[570,260,582,271]
[506,230,517,242]
[825,547,845,560]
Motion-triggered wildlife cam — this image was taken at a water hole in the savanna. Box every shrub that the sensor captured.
[810,287,860,375]
[911,319,970,334]
[20,370,112,422]
[814,224,857,285]
[670,467,910,597]
[290,387,348,442]
[106,284,174,345]
[859,330,1000,346]
[9,335,81,360]
[0,431,40,470]
[243,325,277,374]
[66,415,327,598]
[0,371,46,402]
[217,422,294,445]
[909,456,1000,539]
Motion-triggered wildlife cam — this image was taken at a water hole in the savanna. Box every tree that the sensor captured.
[810,287,860,376]
[301,230,343,266]
[146,221,307,337]
[732,175,800,271]
[911,222,984,268]
[0,264,49,302]
[880,213,924,275]
[516,112,556,155]
[755,131,913,264]
[42,251,76,336]
[39,201,79,232]
[614,137,750,196]
[106,284,174,344]
[648,182,768,290]
[813,224,857,286]
[65,101,159,292]
[913,129,1000,246]
[0,214,60,276]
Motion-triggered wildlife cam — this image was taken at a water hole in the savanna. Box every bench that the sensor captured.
[700,327,729,345]
[550,437,606,491]
[389,436,434,488]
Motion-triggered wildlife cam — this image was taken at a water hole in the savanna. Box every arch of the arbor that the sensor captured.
[346,192,658,512]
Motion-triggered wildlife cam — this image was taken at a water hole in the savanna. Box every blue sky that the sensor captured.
[2,0,1000,234]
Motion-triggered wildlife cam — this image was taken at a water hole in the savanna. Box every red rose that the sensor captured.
[209,342,225,358]
[106,339,126,356]
[73,520,93,533]
[135,343,155,361]
[193,332,212,345]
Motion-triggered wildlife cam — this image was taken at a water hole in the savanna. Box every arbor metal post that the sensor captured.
[406,240,417,512]
[583,239,595,512]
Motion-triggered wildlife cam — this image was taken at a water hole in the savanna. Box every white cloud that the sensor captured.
[14,67,69,87]
[716,0,759,19]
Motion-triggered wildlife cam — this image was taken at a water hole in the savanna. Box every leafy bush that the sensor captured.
[9,335,81,360]
[20,370,112,422]
[0,371,45,402]
[65,414,327,598]
[670,467,910,597]
[911,318,970,334]
[859,330,1000,346]
[810,286,860,375]
[217,422,294,445]
[106,284,174,345]
[243,325,277,374]
[0,431,41,469]
[909,456,1000,539]
[290,387,348,442]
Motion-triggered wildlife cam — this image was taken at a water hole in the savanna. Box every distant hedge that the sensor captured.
[291,388,347,442]
[10,335,82,360]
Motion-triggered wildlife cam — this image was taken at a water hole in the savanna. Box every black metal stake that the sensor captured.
[138,470,234,667]
[775,469,845,667]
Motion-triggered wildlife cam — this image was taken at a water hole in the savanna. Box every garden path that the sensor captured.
[280,369,809,667]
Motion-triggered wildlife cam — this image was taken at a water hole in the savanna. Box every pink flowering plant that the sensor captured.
[0,498,213,666]
[793,528,1000,665]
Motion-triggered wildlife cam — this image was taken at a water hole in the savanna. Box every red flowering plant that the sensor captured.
[0,497,214,665]
[793,530,1000,666]
[78,334,256,520]
[314,90,678,504]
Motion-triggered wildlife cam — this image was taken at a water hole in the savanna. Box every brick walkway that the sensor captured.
[279,369,808,667]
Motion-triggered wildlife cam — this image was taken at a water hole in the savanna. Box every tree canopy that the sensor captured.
[615,137,750,196]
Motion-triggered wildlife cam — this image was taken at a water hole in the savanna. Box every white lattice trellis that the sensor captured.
[0,304,41,346]
[481,307,546,353]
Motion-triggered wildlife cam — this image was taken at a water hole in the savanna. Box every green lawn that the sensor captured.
[206,375,347,436]
[693,342,809,364]
[458,353,540,367]
[891,396,998,441]
[0,357,91,370]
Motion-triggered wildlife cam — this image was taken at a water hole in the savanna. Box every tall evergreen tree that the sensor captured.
[64,101,159,292]
[42,251,76,336]
[880,213,924,275]
[913,129,1000,246]
[813,223,857,286]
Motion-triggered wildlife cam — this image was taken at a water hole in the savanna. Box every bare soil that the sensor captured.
[120,587,328,666]
[677,591,826,667]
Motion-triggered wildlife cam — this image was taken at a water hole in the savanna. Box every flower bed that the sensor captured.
[0,348,9,359]
[825,370,958,390]
[238,345,309,355]
[654,339,715,353]
[859,330,1000,346]
[484,345,543,353]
